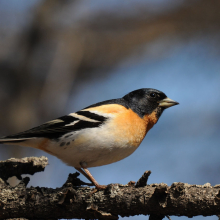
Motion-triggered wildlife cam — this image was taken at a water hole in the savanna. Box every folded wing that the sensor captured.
[0,111,108,143]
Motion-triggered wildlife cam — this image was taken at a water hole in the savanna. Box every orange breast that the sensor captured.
[110,109,158,148]
[87,104,159,148]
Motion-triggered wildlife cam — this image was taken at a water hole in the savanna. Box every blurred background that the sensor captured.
[0,0,220,219]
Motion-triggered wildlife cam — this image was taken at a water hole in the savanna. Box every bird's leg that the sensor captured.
[75,167,94,186]
[75,167,106,189]
[83,168,107,190]
[77,162,107,190]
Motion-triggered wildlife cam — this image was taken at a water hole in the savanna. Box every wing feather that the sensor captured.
[0,112,108,141]
[0,99,128,142]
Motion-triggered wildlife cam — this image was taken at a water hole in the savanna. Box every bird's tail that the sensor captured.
[0,137,32,145]
[0,135,43,149]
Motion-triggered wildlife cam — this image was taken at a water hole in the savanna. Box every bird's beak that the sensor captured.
[158,97,179,108]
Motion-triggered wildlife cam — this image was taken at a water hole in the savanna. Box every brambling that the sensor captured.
[0,88,178,189]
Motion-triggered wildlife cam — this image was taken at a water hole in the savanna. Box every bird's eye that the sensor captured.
[150,93,156,98]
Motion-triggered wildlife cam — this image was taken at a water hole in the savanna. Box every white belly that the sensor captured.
[46,126,139,168]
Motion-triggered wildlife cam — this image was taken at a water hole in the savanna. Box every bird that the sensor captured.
[0,88,178,189]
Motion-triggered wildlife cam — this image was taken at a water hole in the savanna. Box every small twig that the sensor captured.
[149,214,165,220]
[62,172,93,188]
[0,156,48,181]
[135,170,151,187]
[166,215,172,220]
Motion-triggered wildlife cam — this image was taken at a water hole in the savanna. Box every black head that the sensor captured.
[123,88,179,118]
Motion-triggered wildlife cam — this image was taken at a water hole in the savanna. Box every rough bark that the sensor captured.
[0,156,48,181]
[0,157,220,219]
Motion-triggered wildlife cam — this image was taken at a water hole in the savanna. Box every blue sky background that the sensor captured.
[0,1,220,220]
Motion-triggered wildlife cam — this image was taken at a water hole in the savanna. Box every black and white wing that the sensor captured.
[0,111,108,143]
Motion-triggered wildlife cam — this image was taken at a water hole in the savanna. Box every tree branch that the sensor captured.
[0,157,220,219]
[0,156,48,182]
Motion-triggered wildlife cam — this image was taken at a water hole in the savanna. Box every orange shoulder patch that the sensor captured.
[85,104,127,115]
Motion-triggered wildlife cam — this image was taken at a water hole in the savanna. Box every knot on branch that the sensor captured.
[170,182,185,198]
[62,172,93,188]
[135,170,151,187]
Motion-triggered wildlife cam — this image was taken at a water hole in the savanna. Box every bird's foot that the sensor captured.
[87,184,107,196]
[127,181,136,187]
[95,184,107,190]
